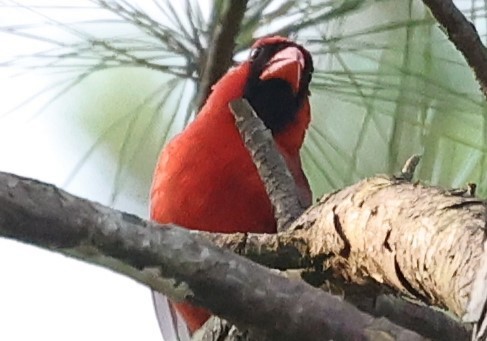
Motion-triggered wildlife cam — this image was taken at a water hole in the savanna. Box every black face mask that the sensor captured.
[243,42,313,134]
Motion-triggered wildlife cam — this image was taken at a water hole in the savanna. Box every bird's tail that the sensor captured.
[152,291,191,341]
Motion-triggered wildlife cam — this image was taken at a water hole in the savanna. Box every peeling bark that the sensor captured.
[203,177,483,339]
[288,176,486,321]
[202,175,485,320]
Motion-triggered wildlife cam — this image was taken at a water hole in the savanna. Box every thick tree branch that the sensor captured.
[287,176,486,321]
[422,0,487,97]
[0,172,424,341]
[203,177,482,339]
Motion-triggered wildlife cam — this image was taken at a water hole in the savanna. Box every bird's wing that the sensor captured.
[152,291,191,341]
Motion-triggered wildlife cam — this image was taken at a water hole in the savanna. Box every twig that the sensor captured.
[229,99,305,231]
[422,0,487,98]
[396,154,422,181]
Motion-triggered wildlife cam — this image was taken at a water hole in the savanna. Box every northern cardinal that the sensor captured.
[150,36,314,339]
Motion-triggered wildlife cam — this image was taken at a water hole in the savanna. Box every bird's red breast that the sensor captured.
[150,35,314,334]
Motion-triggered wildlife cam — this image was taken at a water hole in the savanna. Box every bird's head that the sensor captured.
[244,36,313,141]
[202,36,313,151]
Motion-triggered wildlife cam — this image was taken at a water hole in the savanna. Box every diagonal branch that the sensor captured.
[0,171,424,340]
[229,99,305,231]
[421,0,487,98]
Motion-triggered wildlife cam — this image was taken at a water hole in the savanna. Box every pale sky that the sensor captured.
[0,1,212,340]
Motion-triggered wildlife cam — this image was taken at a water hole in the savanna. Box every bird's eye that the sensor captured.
[250,47,263,61]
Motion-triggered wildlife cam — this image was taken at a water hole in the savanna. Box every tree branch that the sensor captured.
[0,171,424,341]
[287,176,486,321]
[202,176,481,339]
[229,99,305,231]
[421,0,487,97]
[194,0,248,111]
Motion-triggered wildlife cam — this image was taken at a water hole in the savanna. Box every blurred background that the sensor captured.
[0,0,485,340]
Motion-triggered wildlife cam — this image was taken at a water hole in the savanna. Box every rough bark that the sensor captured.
[0,171,425,341]
[202,176,485,339]
[286,176,485,319]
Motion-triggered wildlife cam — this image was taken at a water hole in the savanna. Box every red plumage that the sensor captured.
[150,36,313,336]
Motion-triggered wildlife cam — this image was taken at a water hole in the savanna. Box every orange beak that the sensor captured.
[259,46,305,94]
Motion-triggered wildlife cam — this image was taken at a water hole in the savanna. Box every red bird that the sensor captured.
[150,36,313,339]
